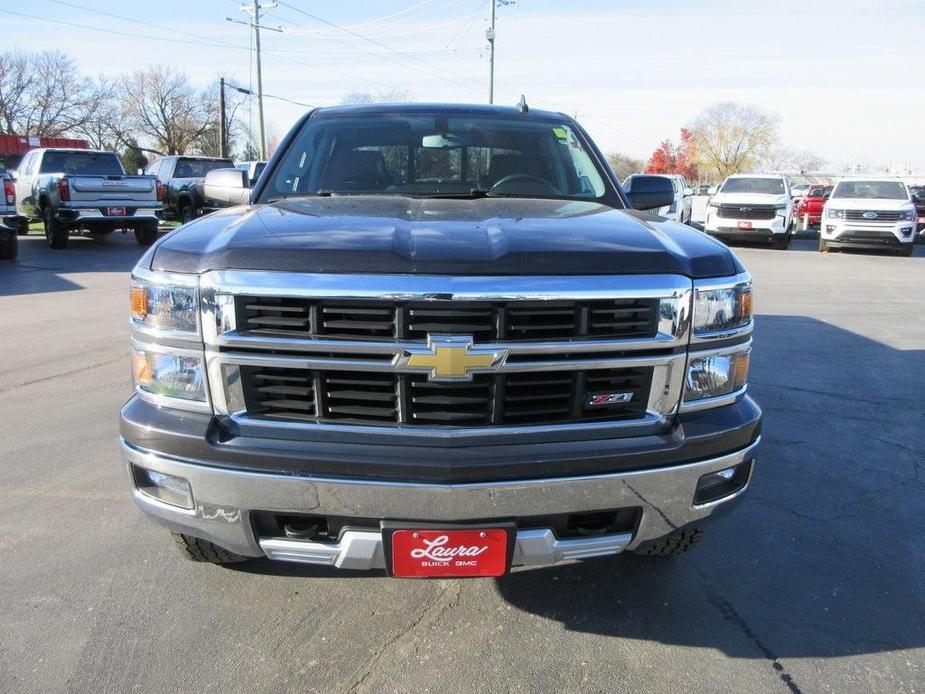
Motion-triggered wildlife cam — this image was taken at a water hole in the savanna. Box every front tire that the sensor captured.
[818,237,829,253]
[0,227,18,260]
[179,205,195,225]
[633,527,705,557]
[896,244,914,257]
[42,207,68,249]
[772,232,791,250]
[172,533,248,564]
[134,222,159,246]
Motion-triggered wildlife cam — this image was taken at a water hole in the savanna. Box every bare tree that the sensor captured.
[607,151,643,181]
[70,77,129,150]
[341,88,413,105]
[688,103,779,180]
[0,50,100,136]
[121,67,212,155]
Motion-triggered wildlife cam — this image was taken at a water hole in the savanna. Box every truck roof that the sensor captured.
[29,147,116,155]
[310,102,568,121]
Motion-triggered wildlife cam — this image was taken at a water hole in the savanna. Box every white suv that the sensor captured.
[819,178,916,256]
[704,174,794,250]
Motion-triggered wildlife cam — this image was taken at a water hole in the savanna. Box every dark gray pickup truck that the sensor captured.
[121,103,761,577]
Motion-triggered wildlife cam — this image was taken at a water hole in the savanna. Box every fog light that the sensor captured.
[693,460,752,506]
[826,225,836,232]
[133,465,194,509]
[901,227,913,236]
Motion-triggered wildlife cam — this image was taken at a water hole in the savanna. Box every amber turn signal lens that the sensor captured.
[739,291,753,321]
[130,285,148,321]
[733,351,750,390]
[132,350,153,386]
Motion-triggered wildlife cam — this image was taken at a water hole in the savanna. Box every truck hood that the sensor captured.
[709,192,789,206]
[150,196,740,278]
[825,198,913,210]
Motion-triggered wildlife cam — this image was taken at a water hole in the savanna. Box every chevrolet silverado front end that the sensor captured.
[120,104,762,577]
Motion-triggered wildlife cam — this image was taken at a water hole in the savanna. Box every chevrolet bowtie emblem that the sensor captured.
[403,335,506,382]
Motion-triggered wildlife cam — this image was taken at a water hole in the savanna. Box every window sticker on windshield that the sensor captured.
[552,127,569,141]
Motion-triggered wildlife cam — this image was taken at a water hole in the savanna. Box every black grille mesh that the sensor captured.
[238,298,659,342]
[240,366,653,427]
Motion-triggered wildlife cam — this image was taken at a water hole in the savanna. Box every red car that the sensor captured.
[795,184,832,228]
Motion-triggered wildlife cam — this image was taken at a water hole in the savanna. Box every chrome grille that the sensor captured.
[203,271,693,434]
[844,210,902,222]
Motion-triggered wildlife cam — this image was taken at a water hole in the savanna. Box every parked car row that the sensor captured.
[1,147,266,260]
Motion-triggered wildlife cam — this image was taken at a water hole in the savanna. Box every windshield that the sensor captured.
[260,111,611,202]
[807,186,831,197]
[174,158,234,178]
[831,180,908,200]
[720,177,786,195]
[39,151,124,176]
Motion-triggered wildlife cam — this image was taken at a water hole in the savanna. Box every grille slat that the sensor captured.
[239,297,659,341]
[716,205,777,220]
[240,366,652,427]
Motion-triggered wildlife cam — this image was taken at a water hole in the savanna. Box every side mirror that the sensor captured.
[8,170,17,181]
[707,185,718,196]
[624,175,675,211]
[203,168,250,206]
[684,187,693,197]
[137,168,144,176]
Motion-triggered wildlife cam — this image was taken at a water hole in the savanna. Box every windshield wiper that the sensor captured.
[417,188,493,199]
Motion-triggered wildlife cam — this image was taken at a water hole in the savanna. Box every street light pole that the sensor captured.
[219,77,227,159]
[487,0,496,104]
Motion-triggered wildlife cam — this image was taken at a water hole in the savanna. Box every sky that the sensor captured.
[2,0,924,172]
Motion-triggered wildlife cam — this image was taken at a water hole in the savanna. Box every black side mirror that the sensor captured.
[625,175,675,211]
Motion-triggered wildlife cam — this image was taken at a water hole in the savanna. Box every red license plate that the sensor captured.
[737,221,753,230]
[107,207,126,216]
[390,529,509,578]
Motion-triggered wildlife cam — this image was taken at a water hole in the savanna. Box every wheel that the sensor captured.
[179,205,195,225]
[896,244,914,257]
[172,532,248,564]
[42,206,68,249]
[772,232,791,250]
[818,237,829,253]
[134,222,159,246]
[17,219,29,236]
[0,226,18,260]
[633,527,705,557]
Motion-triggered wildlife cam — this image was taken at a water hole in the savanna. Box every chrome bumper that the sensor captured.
[121,437,759,570]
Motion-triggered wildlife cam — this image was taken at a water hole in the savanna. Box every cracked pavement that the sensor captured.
[1,233,923,693]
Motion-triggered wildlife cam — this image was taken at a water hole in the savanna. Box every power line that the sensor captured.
[276,1,481,91]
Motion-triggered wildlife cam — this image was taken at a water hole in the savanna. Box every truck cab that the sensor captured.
[145,155,234,224]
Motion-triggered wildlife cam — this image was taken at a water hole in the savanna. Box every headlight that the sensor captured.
[130,268,199,335]
[132,341,208,404]
[774,203,788,211]
[684,346,750,403]
[899,208,915,221]
[827,208,845,219]
[692,277,752,336]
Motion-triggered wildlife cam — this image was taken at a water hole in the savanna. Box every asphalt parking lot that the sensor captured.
[1,231,923,694]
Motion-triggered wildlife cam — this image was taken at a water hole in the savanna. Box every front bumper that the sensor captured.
[704,210,788,238]
[821,220,915,248]
[121,397,762,570]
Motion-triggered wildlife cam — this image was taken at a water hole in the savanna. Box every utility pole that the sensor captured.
[219,77,227,159]
[226,6,279,159]
[487,0,496,104]
[252,0,267,160]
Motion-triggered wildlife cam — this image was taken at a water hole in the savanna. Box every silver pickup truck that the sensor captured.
[13,148,163,249]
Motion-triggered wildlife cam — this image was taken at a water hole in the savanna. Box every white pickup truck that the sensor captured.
[13,148,163,249]
[819,178,917,256]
